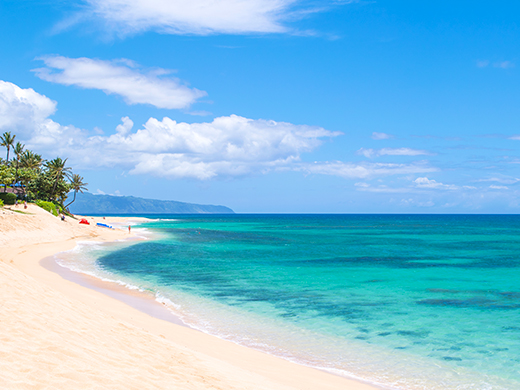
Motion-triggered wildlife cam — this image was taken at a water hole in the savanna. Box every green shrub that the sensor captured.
[0,199,4,208]
[35,200,62,216]
[0,192,17,205]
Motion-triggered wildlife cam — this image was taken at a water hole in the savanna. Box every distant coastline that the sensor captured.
[68,192,234,215]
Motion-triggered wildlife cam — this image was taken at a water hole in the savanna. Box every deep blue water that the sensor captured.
[57,215,520,389]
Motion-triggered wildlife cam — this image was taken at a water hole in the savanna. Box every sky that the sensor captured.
[1,0,520,213]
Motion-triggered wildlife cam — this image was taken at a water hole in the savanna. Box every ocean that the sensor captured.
[55,214,520,389]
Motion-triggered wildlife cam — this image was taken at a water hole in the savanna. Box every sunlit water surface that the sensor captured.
[56,215,520,389]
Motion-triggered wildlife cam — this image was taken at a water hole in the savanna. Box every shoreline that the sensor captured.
[40,254,189,328]
[0,204,381,389]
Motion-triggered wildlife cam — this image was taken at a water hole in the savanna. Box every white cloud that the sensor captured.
[355,179,477,194]
[11,93,343,179]
[101,115,343,179]
[107,115,340,158]
[477,177,520,185]
[299,161,437,179]
[33,56,206,109]
[0,80,440,182]
[0,80,57,136]
[0,80,88,152]
[358,147,431,158]
[414,177,459,190]
[371,132,393,140]
[116,116,134,135]
[84,0,298,35]
[489,185,509,190]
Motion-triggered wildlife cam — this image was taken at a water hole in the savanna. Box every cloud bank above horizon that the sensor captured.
[0,80,439,181]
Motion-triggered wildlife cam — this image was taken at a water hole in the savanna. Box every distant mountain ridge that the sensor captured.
[68,192,234,214]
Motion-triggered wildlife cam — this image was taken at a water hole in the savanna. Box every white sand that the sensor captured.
[0,204,379,389]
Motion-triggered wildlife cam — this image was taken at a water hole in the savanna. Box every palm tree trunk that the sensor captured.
[64,191,77,208]
[14,159,19,185]
[51,177,59,201]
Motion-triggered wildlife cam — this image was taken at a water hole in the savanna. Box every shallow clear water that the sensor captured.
[56,215,520,389]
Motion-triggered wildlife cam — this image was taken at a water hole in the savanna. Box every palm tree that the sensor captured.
[45,157,72,200]
[20,150,43,170]
[0,132,16,162]
[65,174,88,209]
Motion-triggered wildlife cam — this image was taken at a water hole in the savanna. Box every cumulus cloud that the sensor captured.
[84,0,299,35]
[0,80,439,182]
[33,56,206,109]
[115,116,134,135]
[371,132,393,140]
[358,147,431,158]
[93,115,342,179]
[0,81,341,179]
[0,80,87,151]
[0,80,57,135]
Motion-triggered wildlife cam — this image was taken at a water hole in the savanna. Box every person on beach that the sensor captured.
[128,225,131,233]
[23,201,27,209]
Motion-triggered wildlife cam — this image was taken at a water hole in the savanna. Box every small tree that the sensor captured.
[0,165,15,193]
[17,168,38,198]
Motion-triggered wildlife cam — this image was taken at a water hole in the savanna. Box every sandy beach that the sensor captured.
[0,204,379,390]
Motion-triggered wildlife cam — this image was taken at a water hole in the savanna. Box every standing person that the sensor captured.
[128,225,131,233]
[23,201,27,209]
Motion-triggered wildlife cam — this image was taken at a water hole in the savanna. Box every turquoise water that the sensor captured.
[57,215,520,389]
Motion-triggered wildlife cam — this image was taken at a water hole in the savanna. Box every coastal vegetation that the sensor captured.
[0,131,88,211]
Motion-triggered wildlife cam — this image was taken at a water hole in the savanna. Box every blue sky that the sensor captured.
[1,0,520,213]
